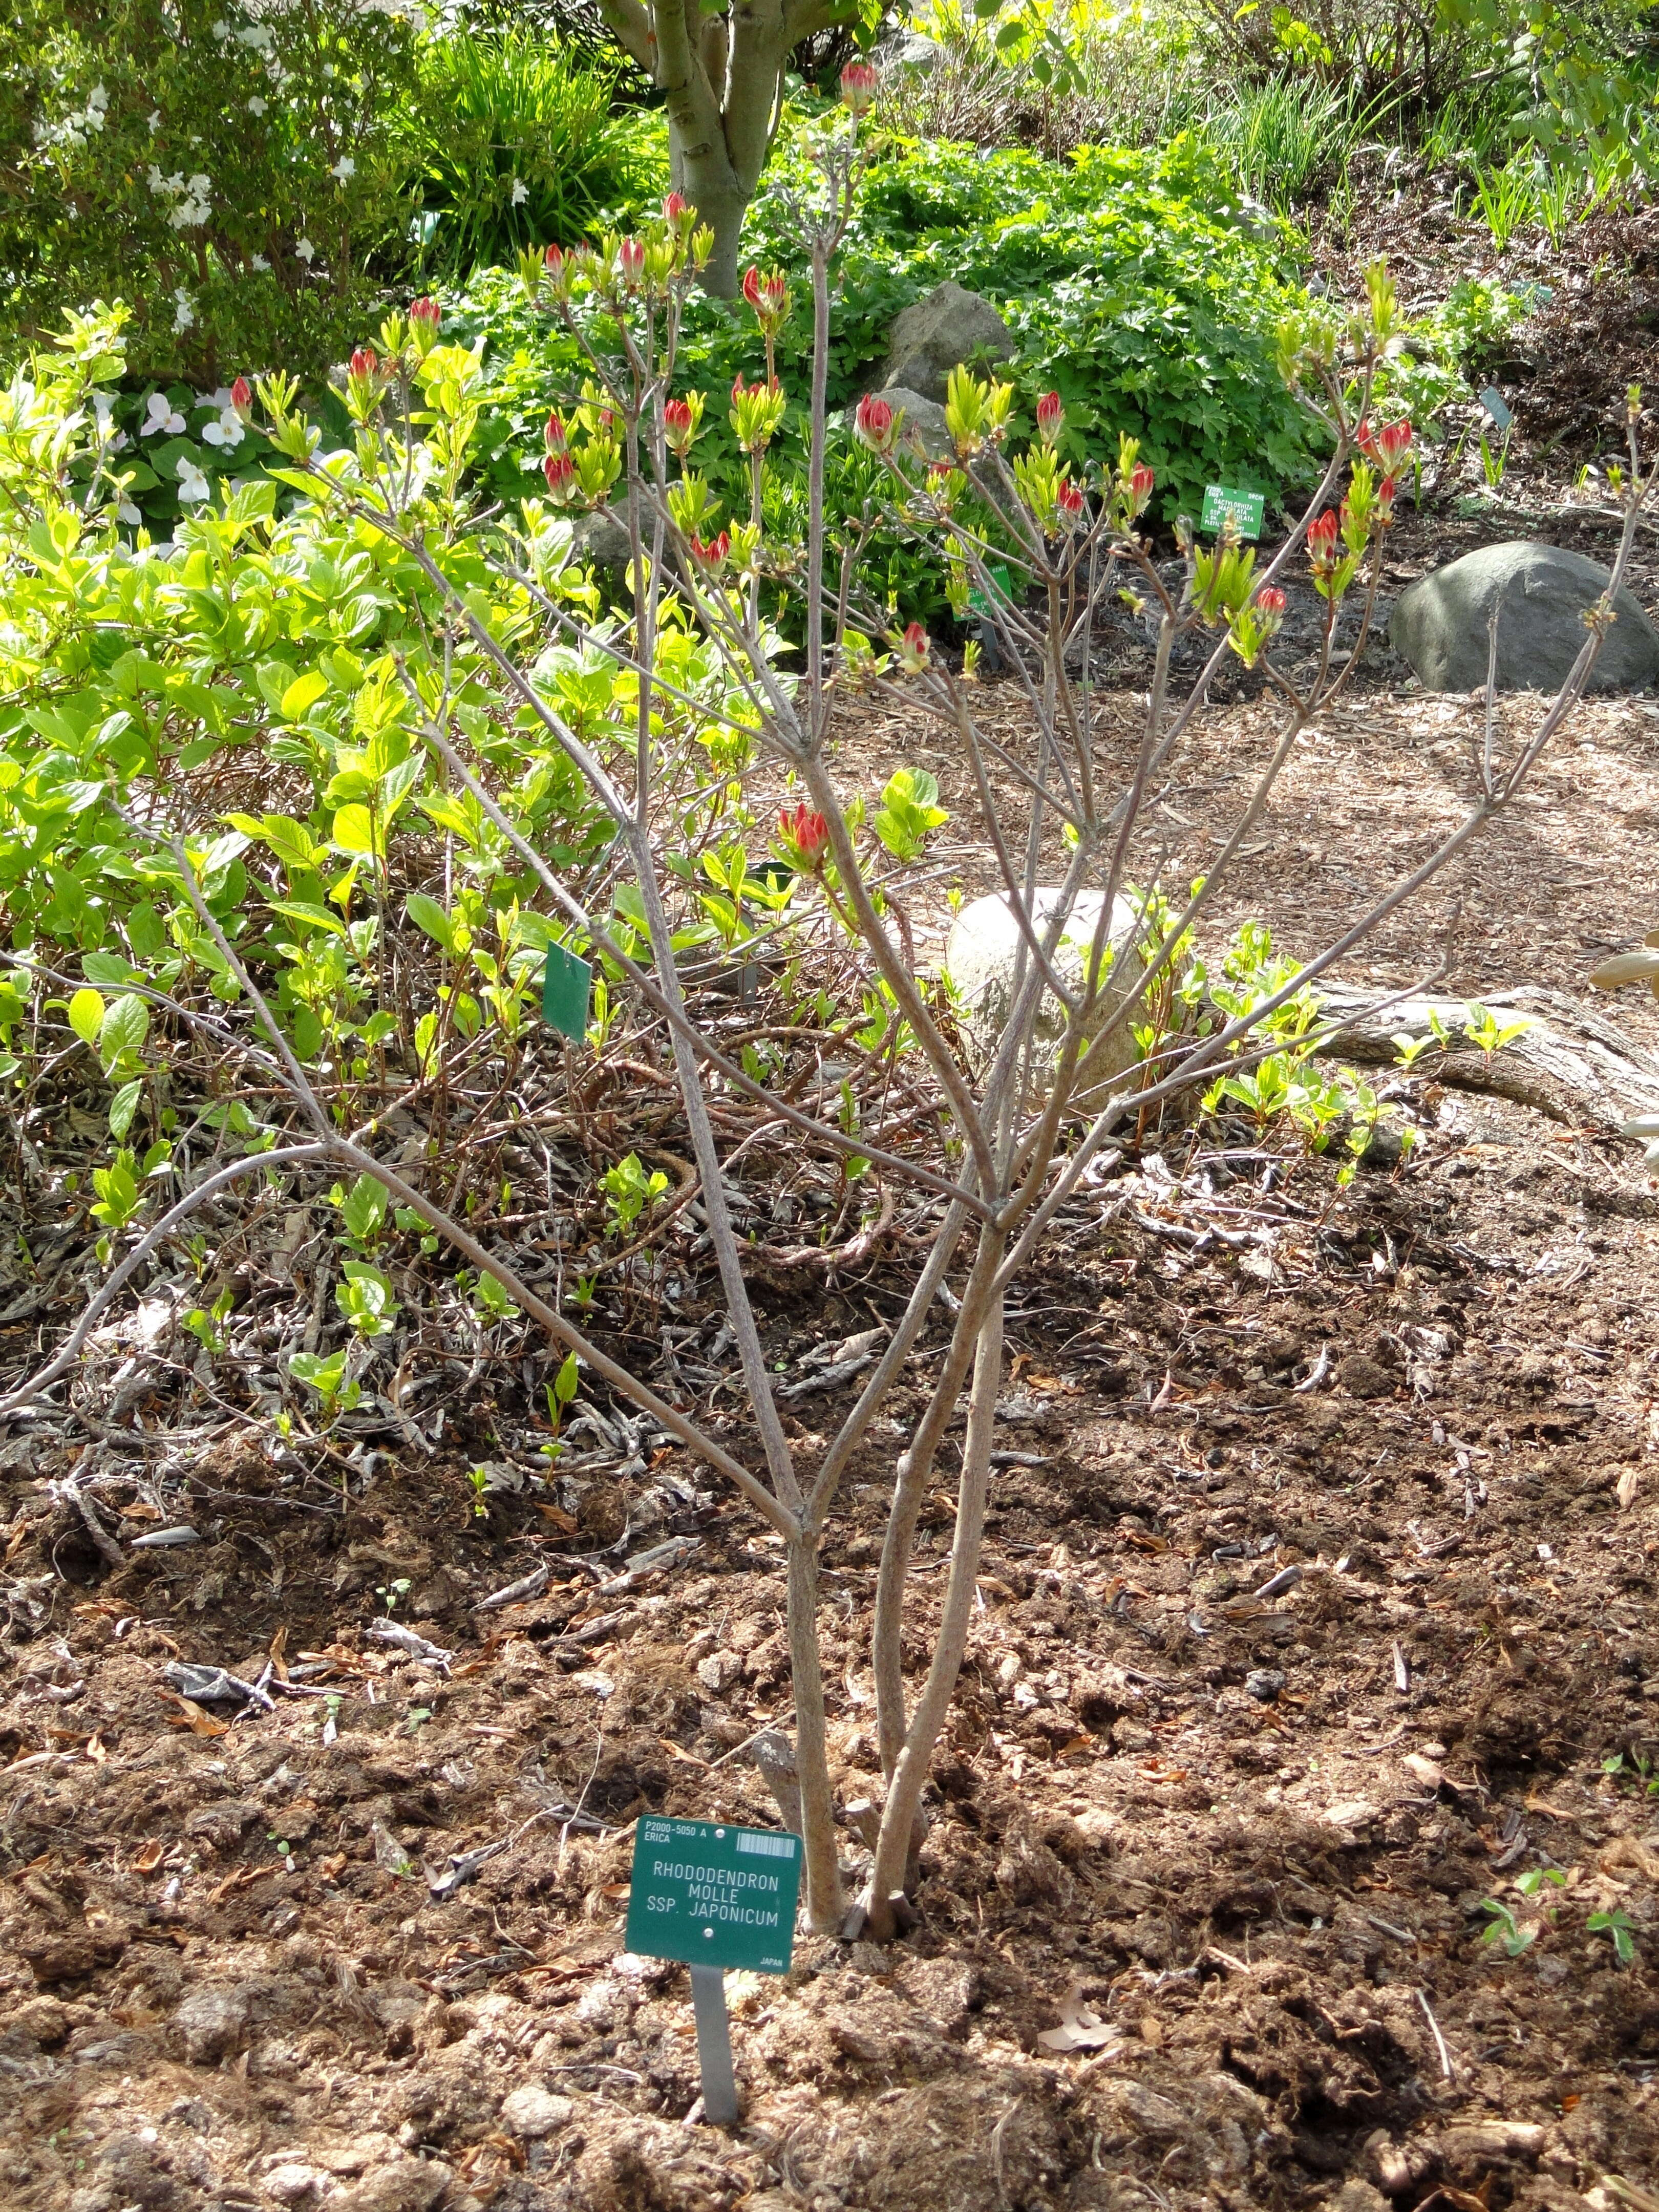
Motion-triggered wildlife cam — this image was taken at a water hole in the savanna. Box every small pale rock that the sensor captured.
[331,2156,448,2212]
[265,2165,331,2208]
[173,1981,249,2064]
[1245,1668,1286,1703]
[1324,1799,1381,1833]
[696,1649,742,1693]
[499,2085,574,2139]
[944,888,1149,1111]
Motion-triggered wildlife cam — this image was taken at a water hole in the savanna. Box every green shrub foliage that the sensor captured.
[1,0,421,384]
[448,134,1317,615]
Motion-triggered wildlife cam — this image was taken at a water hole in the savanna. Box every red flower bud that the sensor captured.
[1307,508,1338,565]
[663,396,695,455]
[663,192,689,223]
[1129,462,1155,512]
[1056,479,1086,527]
[618,237,645,287]
[1036,390,1064,444]
[690,530,731,575]
[855,392,897,455]
[544,411,568,455]
[409,297,440,333]
[840,60,878,115]
[229,375,252,421]
[1358,416,1413,477]
[543,451,575,501]
[780,801,830,861]
[1256,586,1286,617]
[900,621,931,669]
[348,347,378,380]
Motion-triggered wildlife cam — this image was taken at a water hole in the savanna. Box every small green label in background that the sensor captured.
[968,563,1016,616]
[541,943,592,1040]
[1200,485,1266,540]
[626,1817,801,1974]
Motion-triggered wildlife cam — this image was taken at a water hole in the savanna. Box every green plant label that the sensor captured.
[1200,486,1265,540]
[626,1817,801,1973]
[1478,387,1513,432]
[968,564,1016,616]
[541,944,592,1040]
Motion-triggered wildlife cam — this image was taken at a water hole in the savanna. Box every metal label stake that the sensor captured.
[689,1965,739,2124]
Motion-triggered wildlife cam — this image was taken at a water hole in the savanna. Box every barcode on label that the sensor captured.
[735,1831,797,1858]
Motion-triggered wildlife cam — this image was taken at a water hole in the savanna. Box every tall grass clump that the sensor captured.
[400,29,658,282]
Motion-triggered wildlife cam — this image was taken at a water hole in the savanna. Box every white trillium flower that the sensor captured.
[250,253,271,271]
[202,407,245,450]
[177,457,211,503]
[332,155,355,182]
[248,95,267,115]
[295,237,315,263]
[511,176,528,206]
[141,391,186,436]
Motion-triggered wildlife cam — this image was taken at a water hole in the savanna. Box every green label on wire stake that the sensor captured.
[626,1818,801,1974]
[541,943,592,1040]
[968,563,1015,616]
[1200,485,1265,540]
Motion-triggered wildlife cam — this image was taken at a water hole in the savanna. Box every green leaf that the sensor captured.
[266,899,347,937]
[68,988,105,1047]
[109,1077,143,1140]
[332,803,379,857]
[280,670,329,722]
[554,1349,580,1405]
[98,992,150,1067]
[405,892,455,951]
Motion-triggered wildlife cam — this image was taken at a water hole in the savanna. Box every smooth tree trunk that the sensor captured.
[595,0,840,298]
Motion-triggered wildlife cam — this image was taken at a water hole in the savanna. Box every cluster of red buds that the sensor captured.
[742,267,790,334]
[230,375,252,422]
[1256,585,1286,627]
[408,296,441,357]
[1055,479,1085,528]
[663,393,704,459]
[730,371,786,455]
[346,347,380,411]
[779,801,831,865]
[1357,416,1412,518]
[897,622,930,671]
[543,411,574,503]
[690,530,731,575]
[840,61,877,115]
[1035,390,1064,446]
[1306,506,1339,578]
[854,392,898,455]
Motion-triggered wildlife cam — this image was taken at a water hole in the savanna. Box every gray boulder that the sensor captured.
[568,504,634,573]
[944,889,1148,1114]
[881,282,1014,405]
[1390,540,1659,694]
[881,29,942,72]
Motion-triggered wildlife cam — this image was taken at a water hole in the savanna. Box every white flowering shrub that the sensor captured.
[0,0,421,383]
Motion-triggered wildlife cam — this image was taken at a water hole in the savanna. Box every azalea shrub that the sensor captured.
[0,0,420,385]
[0,70,1630,1949]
